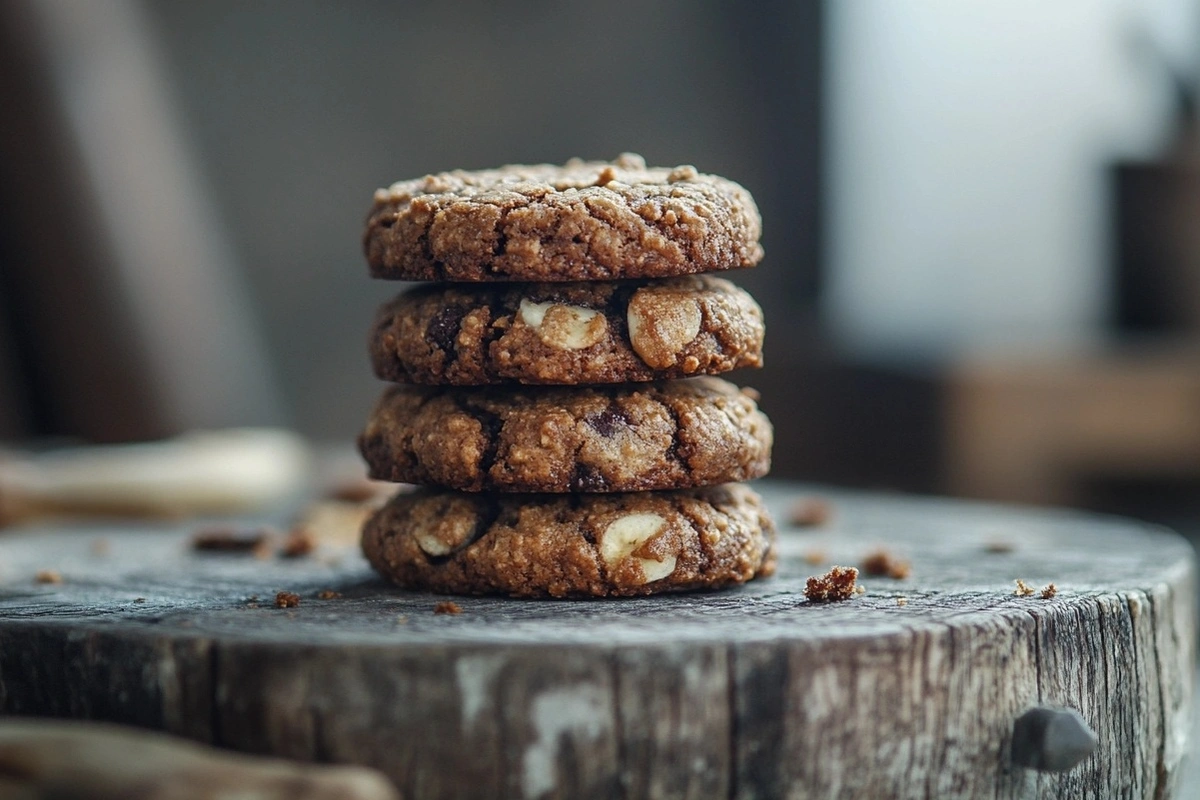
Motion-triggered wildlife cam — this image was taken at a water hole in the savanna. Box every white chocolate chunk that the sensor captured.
[627,292,702,368]
[518,299,606,350]
[600,513,676,584]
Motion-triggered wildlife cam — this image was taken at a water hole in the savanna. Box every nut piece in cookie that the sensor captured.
[600,512,677,584]
[517,299,607,350]
[627,286,703,369]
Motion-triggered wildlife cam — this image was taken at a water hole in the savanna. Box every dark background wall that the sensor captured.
[146,0,823,439]
[0,0,822,462]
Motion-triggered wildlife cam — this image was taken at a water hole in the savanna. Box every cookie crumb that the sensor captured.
[274,591,301,609]
[191,525,275,558]
[434,601,462,615]
[280,528,317,558]
[896,597,908,607]
[326,478,397,504]
[594,166,617,186]
[984,540,1015,554]
[804,566,859,602]
[789,497,832,528]
[861,550,911,579]
[317,590,342,600]
[802,549,826,566]
[1013,579,1036,597]
[34,569,62,584]
[1040,583,1057,600]
[326,480,376,503]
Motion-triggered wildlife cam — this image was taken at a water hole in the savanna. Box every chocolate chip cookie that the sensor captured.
[361,483,776,597]
[370,274,764,385]
[359,377,772,493]
[364,154,763,282]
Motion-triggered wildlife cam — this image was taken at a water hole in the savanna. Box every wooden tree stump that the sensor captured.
[0,483,1193,799]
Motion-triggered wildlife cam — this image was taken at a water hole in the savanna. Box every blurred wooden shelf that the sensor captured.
[945,340,1200,506]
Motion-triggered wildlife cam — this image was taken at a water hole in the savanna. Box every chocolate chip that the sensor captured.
[586,407,629,437]
[571,463,608,491]
[426,306,468,354]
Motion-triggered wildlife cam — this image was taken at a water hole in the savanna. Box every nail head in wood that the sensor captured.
[1011,706,1098,772]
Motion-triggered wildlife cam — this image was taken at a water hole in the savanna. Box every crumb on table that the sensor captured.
[280,528,317,558]
[1040,583,1057,599]
[1013,579,1036,597]
[789,497,833,528]
[34,569,62,584]
[326,478,397,504]
[274,591,301,609]
[191,526,275,558]
[434,601,463,615]
[317,589,342,600]
[896,597,908,607]
[861,549,911,580]
[804,566,859,602]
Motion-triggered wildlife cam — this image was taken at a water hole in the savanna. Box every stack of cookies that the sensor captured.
[358,154,776,597]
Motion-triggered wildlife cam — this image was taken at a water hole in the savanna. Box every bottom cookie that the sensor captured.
[361,483,776,598]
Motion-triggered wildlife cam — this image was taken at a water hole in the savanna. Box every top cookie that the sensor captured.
[364,154,763,282]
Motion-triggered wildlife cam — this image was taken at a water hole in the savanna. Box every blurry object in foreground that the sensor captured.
[0,429,310,528]
[0,718,398,800]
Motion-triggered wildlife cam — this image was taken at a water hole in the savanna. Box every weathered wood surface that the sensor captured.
[0,482,1193,799]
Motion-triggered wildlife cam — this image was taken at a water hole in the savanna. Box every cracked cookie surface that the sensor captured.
[359,377,772,493]
[361,483,776,597]
[370,274,764,385]
[364,154,763,282]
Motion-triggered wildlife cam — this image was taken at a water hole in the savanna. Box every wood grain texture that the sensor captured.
[0,482,1193,799]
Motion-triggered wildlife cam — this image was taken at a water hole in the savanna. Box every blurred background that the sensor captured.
[2,0,1199,532]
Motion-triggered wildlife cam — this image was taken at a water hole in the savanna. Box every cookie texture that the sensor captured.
[361,483,776,597]
[359,377,772,493]
[370,274,764,385]
[364,154,763,282]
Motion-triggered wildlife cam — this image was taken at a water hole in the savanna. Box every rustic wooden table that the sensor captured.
[0,482,1194,799]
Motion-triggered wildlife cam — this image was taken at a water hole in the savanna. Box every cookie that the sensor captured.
[370,274,764,385]
[364,154,763,282]
[359,377,772,493]
[361,483,776,597]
